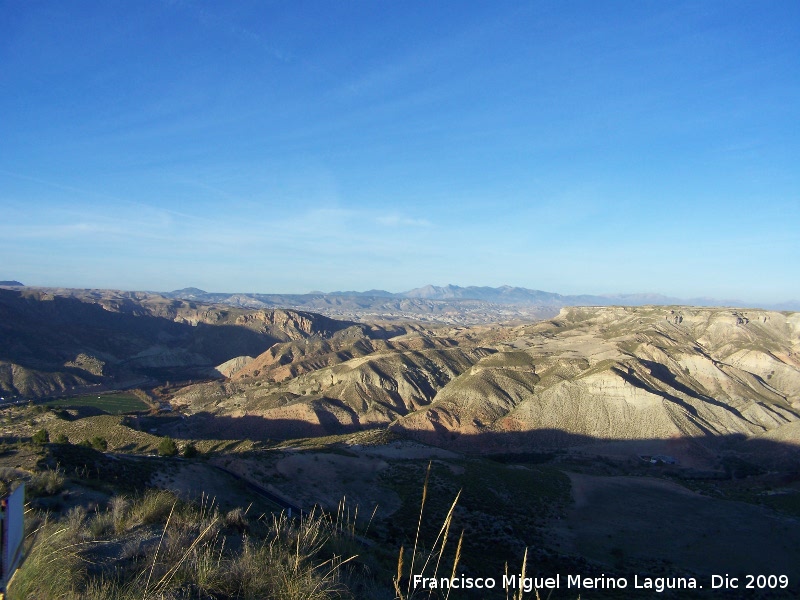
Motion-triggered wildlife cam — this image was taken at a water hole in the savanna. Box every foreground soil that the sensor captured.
[554,472,800,578]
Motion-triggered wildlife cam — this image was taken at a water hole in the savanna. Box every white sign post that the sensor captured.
[1,483,25,594]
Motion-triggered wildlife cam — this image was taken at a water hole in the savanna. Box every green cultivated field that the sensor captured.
[41,392,149,414]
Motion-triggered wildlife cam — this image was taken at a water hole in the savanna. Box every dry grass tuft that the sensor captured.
[11,489,358,600]
[124,488,176,528]
[27,468,66,496]
[224,506,249,532]
[10,515,87,599]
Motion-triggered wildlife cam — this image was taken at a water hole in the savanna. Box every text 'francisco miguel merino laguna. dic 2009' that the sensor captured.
[412,573,791,594]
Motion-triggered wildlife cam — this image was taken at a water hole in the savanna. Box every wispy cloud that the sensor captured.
[0,169,223,226]
[0,186,437,266]
[375,214,432,228]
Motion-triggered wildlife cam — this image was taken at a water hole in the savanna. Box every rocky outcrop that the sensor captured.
[64,353,106,376]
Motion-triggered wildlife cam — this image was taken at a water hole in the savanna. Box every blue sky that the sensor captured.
[1,1,798,303]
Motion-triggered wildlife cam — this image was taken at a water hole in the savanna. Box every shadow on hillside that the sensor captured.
[55,406,109,419]
[392,427,800,471]
[0,288,279,375]
[153,410,800,471]
[155,412,369,442]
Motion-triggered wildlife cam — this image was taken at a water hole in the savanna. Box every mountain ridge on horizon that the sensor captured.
[3,281,797,312]
[164,283,798,311]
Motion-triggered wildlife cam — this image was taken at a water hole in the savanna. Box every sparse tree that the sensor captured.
[158,436,178,457]
[32,429,49,445]
[182,442,199,458]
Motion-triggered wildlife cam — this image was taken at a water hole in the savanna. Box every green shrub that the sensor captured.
[31,429,49,445]
[158,436,178,457]
[90,436,108,451]
[54,433,70,445]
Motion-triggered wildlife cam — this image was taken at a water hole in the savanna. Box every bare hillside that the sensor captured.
[0,288,358,398]
[171,306,800,462]
[395,307,800,455]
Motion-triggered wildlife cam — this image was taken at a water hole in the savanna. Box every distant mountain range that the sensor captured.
[163,284,800,312]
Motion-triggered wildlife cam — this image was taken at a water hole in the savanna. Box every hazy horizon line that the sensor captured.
[2,279,798,309]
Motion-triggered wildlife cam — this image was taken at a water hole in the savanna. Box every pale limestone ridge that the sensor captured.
[215,355,255,378]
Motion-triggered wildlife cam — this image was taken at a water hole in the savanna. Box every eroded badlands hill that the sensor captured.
[395,306,800,454]
[172,306,800,458]
[0,288,358,398]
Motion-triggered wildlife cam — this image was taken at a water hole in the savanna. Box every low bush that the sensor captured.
[223,506,248,532]
[109,495,130,534]
[88,510,114,539]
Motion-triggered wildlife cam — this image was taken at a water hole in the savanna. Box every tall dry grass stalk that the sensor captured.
[405,461,431,597]
[443,531,464,600]
[517,547,528,600]
[394,461,463,600]
[393,475,551,600]
[394,545,405,598]
[143,499,175,593]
